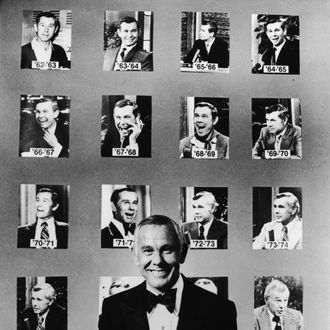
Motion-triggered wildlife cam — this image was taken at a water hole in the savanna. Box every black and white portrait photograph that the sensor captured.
[101,95,151,158]
[17,276,67,330]
[19,95,70,158]
[101,184,151,248]
[103,11,153,71]
[254,276,303,330]
[251,14,299,74]
[18,184,69,249]
[181,12,229,73]
[252,98,302,159]
[98,215,237,329]
[21,10,71,70]
[253,187,302,250]
[180,97,229,159]
[180,187,228,249]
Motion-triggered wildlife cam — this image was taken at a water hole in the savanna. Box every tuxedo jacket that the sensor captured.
[185,38,229,68]
[21,42,70,69]
[99,277,237,330]
[182,219,228,249]
[101,221,127,248]
[103,45,153,71]
[19,119,69,158]
[252,124,302,159]
[262,39,300,74]
[101,124,151,158]
[253,218,302,250]
[254,305,303,330]
[17,220,68,249]
[18,305,67,330]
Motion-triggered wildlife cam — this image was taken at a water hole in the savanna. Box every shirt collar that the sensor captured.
[275,125,287,139]
[199,218,214,237]
[146,274,184,315]
[274,39,286,53]
[37,216,55,225]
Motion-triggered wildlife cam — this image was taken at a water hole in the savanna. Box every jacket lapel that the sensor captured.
[122,282,149,330]
[124,45,139,62]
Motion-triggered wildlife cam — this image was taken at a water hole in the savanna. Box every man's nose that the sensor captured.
[152,252,163,265]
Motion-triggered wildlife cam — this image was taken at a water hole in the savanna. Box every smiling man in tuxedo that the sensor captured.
[99,215,237,330]
[101,187,139,248]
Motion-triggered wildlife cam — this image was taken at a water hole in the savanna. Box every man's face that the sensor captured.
[31,291,53,316]
[36,192,57,220]
[194,106,215,138]
[273,197,294,223]
[134,224,183,292]
[265,111,287,134]
[199,24,213,41]
[117,22,139,48]
[113,105,137,138]
[192,195,215,224]
[113,191,138,224]
[266,22,286,47]
[266,290,289,317]
[35,101,59,130]
[34,16,57,43]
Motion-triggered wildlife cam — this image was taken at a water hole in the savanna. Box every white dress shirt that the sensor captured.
[147,275,184,330]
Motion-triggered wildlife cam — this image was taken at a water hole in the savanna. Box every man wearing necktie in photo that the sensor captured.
[99,215,237,330]
[254,280,303,330]
[103,16,153,71]
[184,20,229,68]
[253,192,302,250]
[18,283,67,330]
[101,187,139,248]
[252,104,302,159]
[17,188,68,249]
[182,191,228,249]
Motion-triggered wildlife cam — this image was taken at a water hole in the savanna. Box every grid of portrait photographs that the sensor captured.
[4,3,316,330]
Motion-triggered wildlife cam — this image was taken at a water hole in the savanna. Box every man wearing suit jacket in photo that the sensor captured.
[17,188,68,249]
[103,16,153,71]
[101,187,138,248]
[21,11,70,70]
[184,20,229,68]
[99,215,237,330]
[18,283,67,330]
[261,18,299,74]
[252,104,302,159]
[253,192,302,250]
[182,191,227,249]
[19,97,69,158]
[254,279,303,330]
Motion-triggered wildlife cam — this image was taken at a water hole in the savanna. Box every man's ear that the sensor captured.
[34,24,38,33]
[111,202,117,213]
[52,204,59,212]
[212,116,219,126]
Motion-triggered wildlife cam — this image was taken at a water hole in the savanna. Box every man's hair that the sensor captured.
[37,188,59,207]
[119,16,139,30]
[274,192,300,216]
[265,104,289,121]
[264,279,289,301]
[35,11,60,38]
[135,215,184,251]
[32,283,56,301]
[202,20,218,35]
[110,187,137,208]
[265,17,286,30]
[193,191,218,209]
[35,97,59,113]
[114,99,140,117]
[194,102,218,120]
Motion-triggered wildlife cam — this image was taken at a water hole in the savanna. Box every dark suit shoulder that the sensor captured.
[55,221,68,227]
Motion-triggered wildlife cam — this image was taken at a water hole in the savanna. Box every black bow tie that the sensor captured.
[145,289,176,313]
[123,223,135,236]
